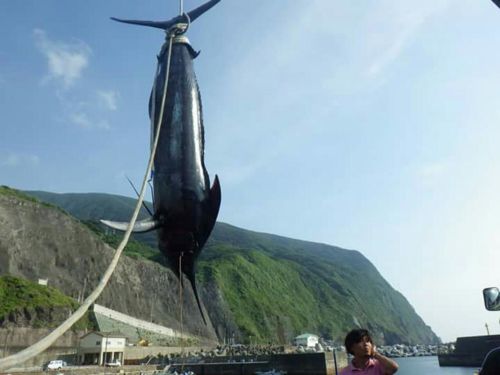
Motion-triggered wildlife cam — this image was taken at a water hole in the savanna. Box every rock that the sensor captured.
[0,194,217,342]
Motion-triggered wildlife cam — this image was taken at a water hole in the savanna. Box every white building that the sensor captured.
[77,331,127,365]
[294,333,319,348]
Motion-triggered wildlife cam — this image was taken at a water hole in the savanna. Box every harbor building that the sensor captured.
[77,331,126,365]
[294,333,319,348]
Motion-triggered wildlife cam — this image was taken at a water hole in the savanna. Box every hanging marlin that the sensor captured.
[101,0,222,324]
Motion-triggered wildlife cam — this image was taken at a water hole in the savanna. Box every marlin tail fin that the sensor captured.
[111,0,221,31]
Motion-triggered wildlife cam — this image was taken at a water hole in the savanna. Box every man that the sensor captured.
[340,329,398,375]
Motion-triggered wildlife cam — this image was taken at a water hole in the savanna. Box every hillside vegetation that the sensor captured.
[199,225,436,344]
[23,189,439,345]
[0,275,94,330]
[82,220,163,263]
[1,186,65,213]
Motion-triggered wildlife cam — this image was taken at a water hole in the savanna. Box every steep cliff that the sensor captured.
[3,188,440,345]
[0,187,217,342]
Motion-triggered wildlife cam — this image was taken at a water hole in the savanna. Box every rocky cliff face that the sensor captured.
[0,192,217,342]
[6,189,441,345]
[0,306,73,329]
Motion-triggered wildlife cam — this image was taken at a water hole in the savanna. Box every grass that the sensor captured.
[0,275,95,330]
[81,220,164,264]
[198,240,438,345]
[198,247,346,343]
[0,185,68,214]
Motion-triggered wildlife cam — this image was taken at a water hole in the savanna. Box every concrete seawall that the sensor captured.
[0,351,349,375]
[325,351,348,374]
[0,327,348,374]
[0,328,81,368]
[93,304,190,340]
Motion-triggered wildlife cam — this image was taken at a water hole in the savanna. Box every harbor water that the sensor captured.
[394,356,475,374]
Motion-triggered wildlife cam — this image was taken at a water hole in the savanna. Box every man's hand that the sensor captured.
[372,349,399,374]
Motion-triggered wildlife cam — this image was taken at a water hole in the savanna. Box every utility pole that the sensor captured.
[104,334,108,365]
[150,289,157,322]
[80,277,87,304]
[2,328,12,358]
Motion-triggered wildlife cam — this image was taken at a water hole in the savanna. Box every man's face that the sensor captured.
[350,335,373,358]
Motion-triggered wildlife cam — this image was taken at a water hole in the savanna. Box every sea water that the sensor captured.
[395,356,476,375]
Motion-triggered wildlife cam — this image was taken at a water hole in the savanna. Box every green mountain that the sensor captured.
[24,189,439,345]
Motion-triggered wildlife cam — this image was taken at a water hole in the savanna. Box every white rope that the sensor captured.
[178,251,192,373]
[0,31,177,372]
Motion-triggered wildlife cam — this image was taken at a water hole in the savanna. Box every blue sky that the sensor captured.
[2,0,500,342]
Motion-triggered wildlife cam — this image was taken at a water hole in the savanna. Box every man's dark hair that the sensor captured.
[344,329,373,355]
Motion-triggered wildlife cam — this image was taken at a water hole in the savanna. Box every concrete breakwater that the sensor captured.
[377,343,439,358]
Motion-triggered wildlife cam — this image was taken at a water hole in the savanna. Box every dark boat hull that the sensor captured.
[438,334,500,367]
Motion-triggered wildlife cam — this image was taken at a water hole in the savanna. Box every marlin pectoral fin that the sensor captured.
[100,218,160,233]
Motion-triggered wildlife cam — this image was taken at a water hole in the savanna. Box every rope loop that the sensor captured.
[167,12,191,38]
[182,12,191,32]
